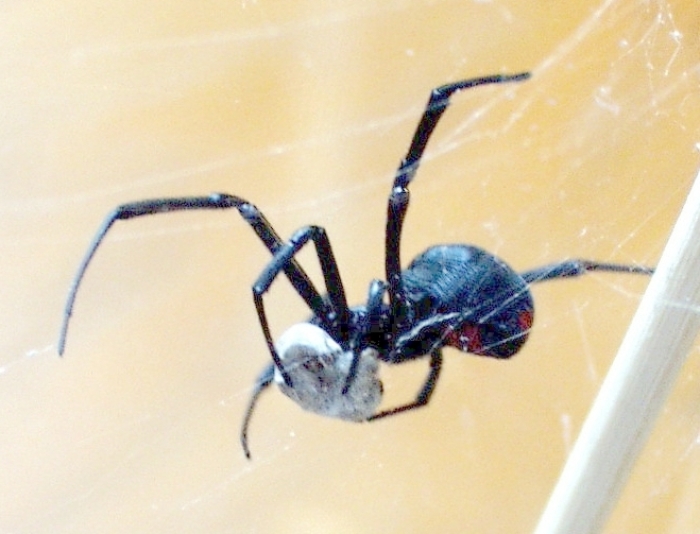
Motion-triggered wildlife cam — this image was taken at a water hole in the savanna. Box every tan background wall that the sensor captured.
[2,1,699,532]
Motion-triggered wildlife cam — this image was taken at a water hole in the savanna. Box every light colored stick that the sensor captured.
[534,169,700,534]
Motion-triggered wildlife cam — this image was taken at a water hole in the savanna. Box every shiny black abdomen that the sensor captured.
[392,245,534,361]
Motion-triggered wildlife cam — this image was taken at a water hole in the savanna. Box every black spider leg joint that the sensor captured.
[385,72,531,343]
[370,348,443,420]
[251,224,351,387]
[57,193,333,355]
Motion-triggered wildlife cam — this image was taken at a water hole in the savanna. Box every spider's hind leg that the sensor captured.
[521,259,654,284]
[58,193,329,355]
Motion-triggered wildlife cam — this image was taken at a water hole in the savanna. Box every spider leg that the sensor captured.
[385,72,531,339]
[58,193,330,354]
[368,349,443,420]
[521,259,654,284]
[240,363,275,460]
[252,225,350,387]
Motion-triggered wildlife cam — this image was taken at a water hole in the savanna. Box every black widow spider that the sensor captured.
[58,72,653,459]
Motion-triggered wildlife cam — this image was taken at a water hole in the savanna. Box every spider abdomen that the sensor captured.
[396,245,534,360]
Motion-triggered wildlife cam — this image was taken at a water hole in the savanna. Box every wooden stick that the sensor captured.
[534,168,700,534]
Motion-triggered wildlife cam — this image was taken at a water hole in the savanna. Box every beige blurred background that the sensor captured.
[2,1,699,532]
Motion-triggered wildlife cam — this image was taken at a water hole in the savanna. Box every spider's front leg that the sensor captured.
[57,193,330,354]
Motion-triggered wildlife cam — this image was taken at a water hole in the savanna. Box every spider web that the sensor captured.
[0,0,699,532]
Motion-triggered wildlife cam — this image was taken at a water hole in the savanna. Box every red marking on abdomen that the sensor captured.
[445,323,484,355]
[518,310,534,331]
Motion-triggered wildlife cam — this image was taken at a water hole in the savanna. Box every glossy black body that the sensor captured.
[394,244,534,361]
[58,71,653,459]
